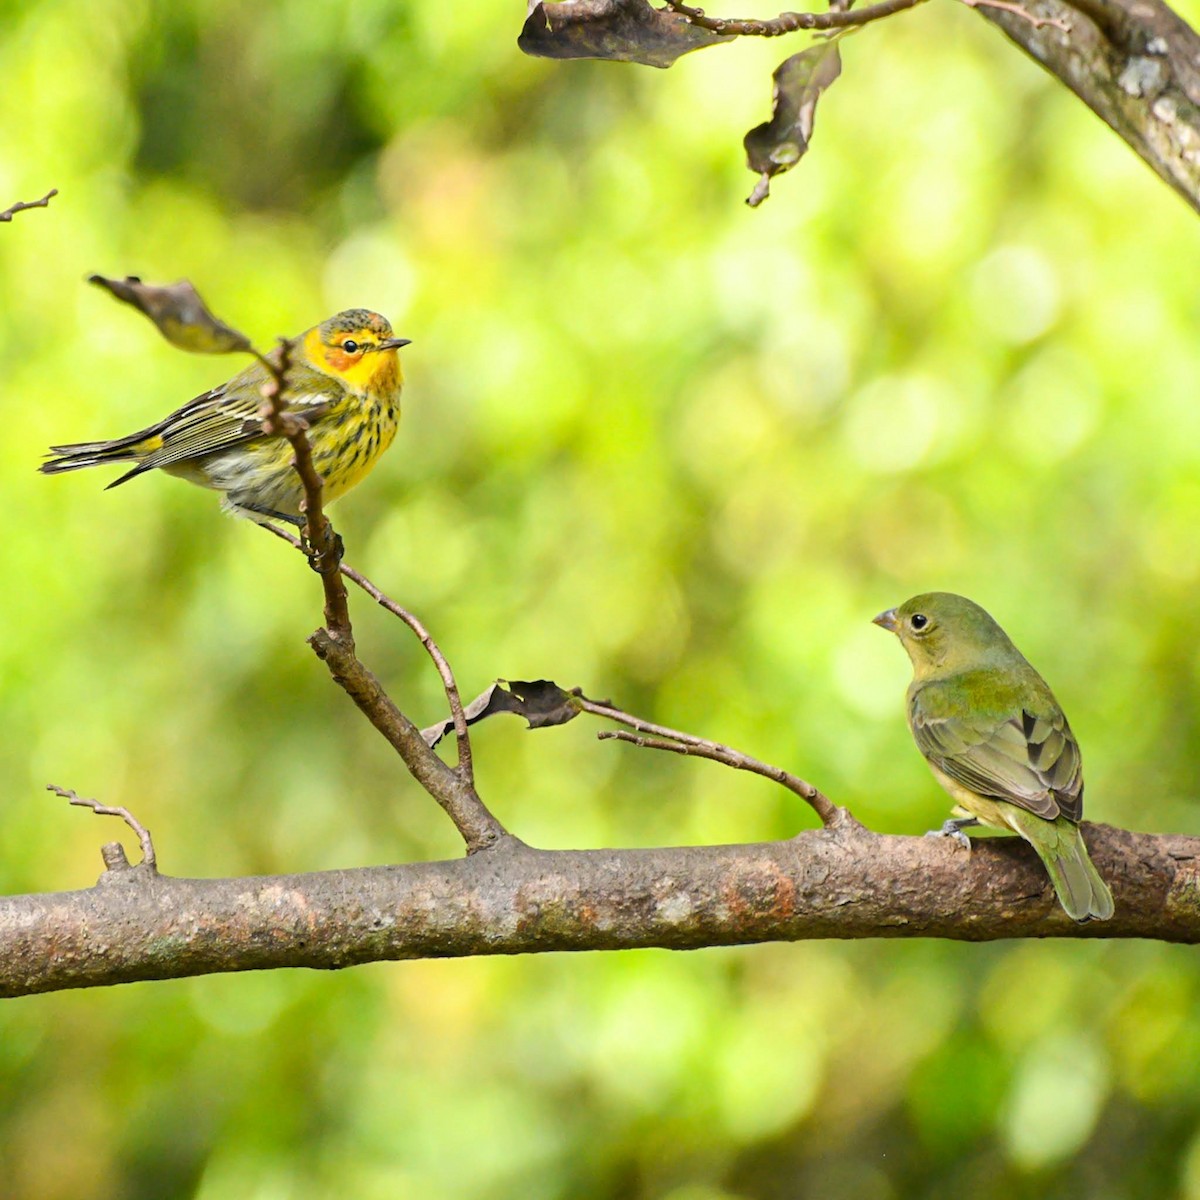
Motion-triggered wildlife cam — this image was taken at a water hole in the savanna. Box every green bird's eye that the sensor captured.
[909,613,929,631]
[342,340,359,353]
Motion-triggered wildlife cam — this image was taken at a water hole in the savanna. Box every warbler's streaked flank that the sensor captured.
[41,309,409,526]
[874,592,1114,923]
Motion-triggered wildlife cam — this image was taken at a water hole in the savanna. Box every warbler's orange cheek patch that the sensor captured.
[324,348,359,374]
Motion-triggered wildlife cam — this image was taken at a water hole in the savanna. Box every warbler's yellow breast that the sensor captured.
[309,389,402,503]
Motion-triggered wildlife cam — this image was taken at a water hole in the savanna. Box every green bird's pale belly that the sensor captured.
[928,766,1027,833]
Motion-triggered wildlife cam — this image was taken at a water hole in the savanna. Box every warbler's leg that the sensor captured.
[235,501,305,527]
[925,817,980,849]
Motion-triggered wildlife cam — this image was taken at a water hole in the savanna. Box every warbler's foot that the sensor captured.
[924,817,980,849]
[303,529,344,572]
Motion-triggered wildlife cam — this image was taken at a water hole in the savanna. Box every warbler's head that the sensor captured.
[306,309,410,393]
[873,591,1019,677]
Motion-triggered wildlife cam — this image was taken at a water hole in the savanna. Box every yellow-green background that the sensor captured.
[2,0,1199,1195]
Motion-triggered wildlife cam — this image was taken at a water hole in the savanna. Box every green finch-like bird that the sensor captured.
[874,592,1114,923]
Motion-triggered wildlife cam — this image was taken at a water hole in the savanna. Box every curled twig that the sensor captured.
[47,784,157,870]
[0,188,57,223]
[577,697,848,828]
[663,0,928,35]
[257,521,475,787]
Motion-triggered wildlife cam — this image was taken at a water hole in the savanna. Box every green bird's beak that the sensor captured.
[872,608,900,633]
[373,336,412,352]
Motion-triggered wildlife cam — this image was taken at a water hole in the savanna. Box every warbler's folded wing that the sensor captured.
[132,377,335,474]
[909,695,1082,821]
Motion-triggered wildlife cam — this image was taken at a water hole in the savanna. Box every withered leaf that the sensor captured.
[422,679,586,749]
[743,41,842,207]
[519,0,726,68]
[89,275,253,354]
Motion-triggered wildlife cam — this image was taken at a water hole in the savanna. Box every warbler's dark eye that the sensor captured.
[910,613,929,631]
[342,340,359,354]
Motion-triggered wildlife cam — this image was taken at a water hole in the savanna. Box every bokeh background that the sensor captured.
[1,0,1199,1195]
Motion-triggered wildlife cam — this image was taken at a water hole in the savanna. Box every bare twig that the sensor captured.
[577,697,850,828]
[959,0,1071,30]
[254,343,352,643]
[663,0,927,35]
[257,520,475,786]
[0,188,57,223]
[47,784,157,870]
[339,567,475,787]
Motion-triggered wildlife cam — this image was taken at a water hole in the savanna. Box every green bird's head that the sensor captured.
[873,592,1021,678]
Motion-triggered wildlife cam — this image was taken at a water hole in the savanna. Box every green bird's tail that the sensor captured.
[1005,809,1115,922]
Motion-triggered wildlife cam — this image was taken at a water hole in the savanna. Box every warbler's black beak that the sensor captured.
[374,336,412,352]
[872,608,900,633]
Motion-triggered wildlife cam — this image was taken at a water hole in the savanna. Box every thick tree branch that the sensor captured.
[977,0,1200,210]
[1,822,1196,996]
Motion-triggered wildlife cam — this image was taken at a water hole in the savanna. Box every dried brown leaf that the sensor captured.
[88,275,252,354]
[519,0,726,67]
[744,41,842,207]
[422,679,587,749]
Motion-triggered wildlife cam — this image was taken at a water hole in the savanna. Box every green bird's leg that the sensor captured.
[925,816,980,849]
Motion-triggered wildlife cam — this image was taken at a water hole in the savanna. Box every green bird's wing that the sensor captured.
[909,684,1082,821]
[126,361,337,476]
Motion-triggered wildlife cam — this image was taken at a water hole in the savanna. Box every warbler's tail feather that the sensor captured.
[40,428,164,478]
[1007,808,1114,922]
[105,462,155,489]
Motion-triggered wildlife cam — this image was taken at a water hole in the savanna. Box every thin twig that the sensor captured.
[958,0,1071,28]
[47,784,157,870]
[577,697,847,828]
[0,188,57,223]
[663,0,927,35]
[257,520,475,786]
[254,344,352,642]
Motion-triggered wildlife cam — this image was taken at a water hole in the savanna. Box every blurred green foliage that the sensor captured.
[1,0,1199,1196]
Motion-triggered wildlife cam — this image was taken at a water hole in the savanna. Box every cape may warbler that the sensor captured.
[41,309,409,525]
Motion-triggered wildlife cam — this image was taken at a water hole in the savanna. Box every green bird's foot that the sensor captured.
[925,817,980,849]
